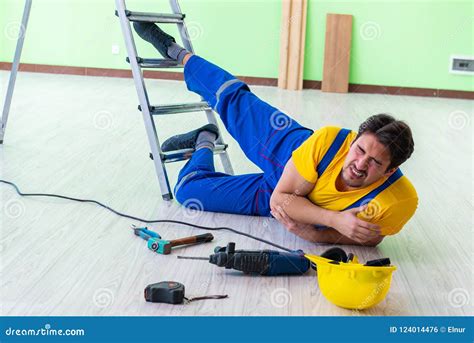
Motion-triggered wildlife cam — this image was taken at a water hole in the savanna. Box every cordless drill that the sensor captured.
[177,242,310,276]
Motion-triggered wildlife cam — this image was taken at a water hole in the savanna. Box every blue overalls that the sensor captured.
[174,56,403,218]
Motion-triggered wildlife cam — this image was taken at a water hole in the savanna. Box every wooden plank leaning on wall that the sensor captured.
[278,0,308,91]
[322,14,353,93]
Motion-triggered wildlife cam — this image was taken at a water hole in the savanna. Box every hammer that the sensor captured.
[133,226,214,254]
[148,233,214,255]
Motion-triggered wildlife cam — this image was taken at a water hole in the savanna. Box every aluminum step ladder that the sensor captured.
[0,0,32,145]
[115,0,234,201]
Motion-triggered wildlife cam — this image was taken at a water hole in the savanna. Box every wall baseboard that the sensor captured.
[1,62,472,100]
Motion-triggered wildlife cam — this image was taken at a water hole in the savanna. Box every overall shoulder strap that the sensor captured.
[343,169,404,211]
[316,128,351,177]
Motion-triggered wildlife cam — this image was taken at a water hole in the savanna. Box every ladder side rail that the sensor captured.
[1,0,33,144]
[116,0,173,199]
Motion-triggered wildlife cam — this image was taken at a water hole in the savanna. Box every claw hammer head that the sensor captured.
[147,233,214,255]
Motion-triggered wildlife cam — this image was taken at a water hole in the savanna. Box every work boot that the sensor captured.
[133,22,175,58]
[161,124,219,152]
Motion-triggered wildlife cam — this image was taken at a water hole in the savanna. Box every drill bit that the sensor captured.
[177,256,209,260]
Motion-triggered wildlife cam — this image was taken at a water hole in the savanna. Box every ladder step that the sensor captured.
[138,101,211,116]
[126,57,183,69]
[160,144,228,163]
[115,10,185,23]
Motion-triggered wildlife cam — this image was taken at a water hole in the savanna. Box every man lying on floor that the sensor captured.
[133,23,418,247]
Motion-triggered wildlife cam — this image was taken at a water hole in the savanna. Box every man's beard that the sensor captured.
[341,165,366,188]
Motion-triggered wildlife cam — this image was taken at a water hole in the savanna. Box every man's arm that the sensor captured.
[270,158,381,244]
[270,204,384,246]
[269,159,337,227]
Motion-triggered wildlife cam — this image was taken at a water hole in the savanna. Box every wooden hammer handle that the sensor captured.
[170,233,214,247]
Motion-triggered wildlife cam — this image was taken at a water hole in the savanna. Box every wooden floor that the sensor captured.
[0,70,472,316]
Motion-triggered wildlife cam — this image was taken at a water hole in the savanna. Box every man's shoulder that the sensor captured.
[318,125,347,136]
[313,126,356,143]
[379,173,418,206]
[373,174,418,235]
[395,174,418,199]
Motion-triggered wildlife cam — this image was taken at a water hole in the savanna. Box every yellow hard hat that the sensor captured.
[305,248,396,310]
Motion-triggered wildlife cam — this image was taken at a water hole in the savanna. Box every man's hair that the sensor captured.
[355,114,414,170]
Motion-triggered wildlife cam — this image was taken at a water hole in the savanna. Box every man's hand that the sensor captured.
[330,205,381,243]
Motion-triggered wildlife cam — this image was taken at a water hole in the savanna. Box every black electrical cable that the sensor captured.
[0,179,293,253]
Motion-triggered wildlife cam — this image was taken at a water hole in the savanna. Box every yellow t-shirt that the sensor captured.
[291,126,418,236]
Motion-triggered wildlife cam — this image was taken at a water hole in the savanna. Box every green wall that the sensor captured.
[0,0,5,57]
[305,0,473,91]
[1,0,472,91]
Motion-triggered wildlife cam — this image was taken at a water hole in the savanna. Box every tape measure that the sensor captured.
[144,281,228,304]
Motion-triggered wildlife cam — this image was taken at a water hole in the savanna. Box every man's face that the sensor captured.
[341,133,397,189]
